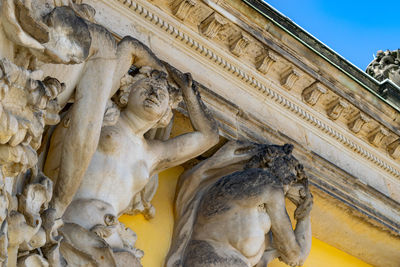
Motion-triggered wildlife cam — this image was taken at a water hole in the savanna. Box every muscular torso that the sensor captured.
[183,169,283,266]
[75,120,156,213]
[192,198,271,266]
[45,118,158,223]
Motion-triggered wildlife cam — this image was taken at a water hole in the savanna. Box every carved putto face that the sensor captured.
[116,69,182,129]
[126,75,171,124]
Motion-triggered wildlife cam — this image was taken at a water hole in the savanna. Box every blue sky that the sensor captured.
[264,0,400,70]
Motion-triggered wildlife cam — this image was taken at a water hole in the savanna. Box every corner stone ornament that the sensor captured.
[366,49,400,86]
[167,141,313,267]
[0,0,313,266]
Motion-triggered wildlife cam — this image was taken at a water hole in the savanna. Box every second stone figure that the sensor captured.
[167,141,313,267]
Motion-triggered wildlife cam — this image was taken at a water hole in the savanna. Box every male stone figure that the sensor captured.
[167,141,313,267]
[1,0,167,220]
[44,67,219,264]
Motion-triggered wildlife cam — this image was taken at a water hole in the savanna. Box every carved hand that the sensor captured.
[208,141,259,169]
[167,64,193,91]
[294,190,313,220]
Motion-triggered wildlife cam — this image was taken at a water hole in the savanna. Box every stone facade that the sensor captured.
[0,0,398,266]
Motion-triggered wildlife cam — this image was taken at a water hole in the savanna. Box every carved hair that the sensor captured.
[245,143,307,186]
[109,67,182,128]
[115,67,181,109]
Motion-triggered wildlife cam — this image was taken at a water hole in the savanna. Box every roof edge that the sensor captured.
[244,0,400,111]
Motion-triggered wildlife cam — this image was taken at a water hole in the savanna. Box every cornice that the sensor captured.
[243,0,400,110]
[107,0,400,181]
[184,84,400,234]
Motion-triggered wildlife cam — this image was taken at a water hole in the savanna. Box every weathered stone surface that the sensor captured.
[44,66,218,265]
[0,0,399,266]
[367,49,400,85]
[167,141,312,267]
[199,12,227,39]
[0,0,220,265]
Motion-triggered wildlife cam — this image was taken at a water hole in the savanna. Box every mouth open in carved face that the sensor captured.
[144,94,161,108]
[127,78,171,124]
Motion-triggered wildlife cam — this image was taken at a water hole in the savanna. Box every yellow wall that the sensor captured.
[120,167,371,267]
[269,237,371,267]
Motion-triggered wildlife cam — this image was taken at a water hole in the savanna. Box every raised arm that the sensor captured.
[266,188,312,267]
[151,69,219,173]
[292,191,313,265]
[48,57,117,218]
[111,36,166,97]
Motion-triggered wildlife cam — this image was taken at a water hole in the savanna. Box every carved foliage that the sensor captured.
[229,33,250,57]
[0,59,63,177]
[172,0,197,20]
[199,12,227,39]
[280,67,301,90]
[302,82,327,106]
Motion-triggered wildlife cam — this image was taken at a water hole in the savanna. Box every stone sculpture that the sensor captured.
[167,141,313,267]
[0,0,217,265]
[0,58,63,177]
[366,49,400,86]
[0,57,64,266]
[1,0,167,222]
[43,65,219,265]
[0,0,314,266]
